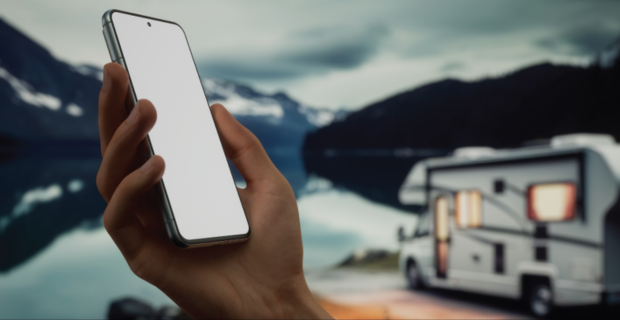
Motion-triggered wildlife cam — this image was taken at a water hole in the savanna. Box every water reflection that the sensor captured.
[303,149,448,212]
[229,147,309,196]
[0,228,173,319]
[298,184,416,268]
[0,151,417,318]
[0,155,106,272]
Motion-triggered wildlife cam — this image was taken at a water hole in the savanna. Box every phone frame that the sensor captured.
[101,9,250,248]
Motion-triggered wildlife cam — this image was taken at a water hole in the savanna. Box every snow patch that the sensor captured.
[13,184,63,217]
[203,78,283,119]
[298,105,335,127]
[215,94,283,119]
[67,179,84,193]
[66,103,84,117]
[0,66,61,111]
[0,184,64,233]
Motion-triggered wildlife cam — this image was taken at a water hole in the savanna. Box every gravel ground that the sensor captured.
[306,269,617,319]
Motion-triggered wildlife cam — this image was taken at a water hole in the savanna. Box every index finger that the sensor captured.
[211,103,282,185]
[99,62,131,155]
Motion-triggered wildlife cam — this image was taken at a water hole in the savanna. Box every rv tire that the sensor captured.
[406,260,424,290]
[527,282,553,318]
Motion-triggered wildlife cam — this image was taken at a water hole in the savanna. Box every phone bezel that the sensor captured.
[102,9,251,248]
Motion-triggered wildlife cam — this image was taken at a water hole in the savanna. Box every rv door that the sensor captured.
[435,196,450,278]
[412,211,433,280]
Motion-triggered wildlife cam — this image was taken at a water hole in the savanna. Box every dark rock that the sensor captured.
[108,298,156,320]
[107,297,187,320]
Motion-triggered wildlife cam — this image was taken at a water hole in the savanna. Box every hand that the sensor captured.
[96,62,331,319]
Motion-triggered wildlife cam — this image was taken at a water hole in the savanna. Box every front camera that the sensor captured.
[147,22,151,27]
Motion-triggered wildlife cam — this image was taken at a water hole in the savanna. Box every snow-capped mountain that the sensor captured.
[0,18,102,144]
[204,78,346,128]
[0,17,345,152]
[202,78,346,151]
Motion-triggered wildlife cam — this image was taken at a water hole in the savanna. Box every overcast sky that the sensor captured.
[1,0,619,110]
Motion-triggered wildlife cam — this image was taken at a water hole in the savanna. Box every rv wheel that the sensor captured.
[407,261,424,290]
[528,282,553,318]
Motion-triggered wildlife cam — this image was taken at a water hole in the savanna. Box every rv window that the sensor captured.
[455,190,482,228]
[414,212,431,237]
[527,182,576,222]
[435,197,450,241]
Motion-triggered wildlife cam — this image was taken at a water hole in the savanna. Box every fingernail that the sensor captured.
[126,102,140,124]
[140,156,155,172]
[102,67,110,90]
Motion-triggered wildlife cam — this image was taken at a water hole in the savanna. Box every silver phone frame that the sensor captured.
[101,9,250,248]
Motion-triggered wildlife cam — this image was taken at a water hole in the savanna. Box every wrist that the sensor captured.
[274,275,332,319]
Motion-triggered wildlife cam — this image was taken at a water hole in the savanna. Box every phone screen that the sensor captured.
[111,12,249,241]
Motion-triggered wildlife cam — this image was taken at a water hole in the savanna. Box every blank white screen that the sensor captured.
[112,12,249,241]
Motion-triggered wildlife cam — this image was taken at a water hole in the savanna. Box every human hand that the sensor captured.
[96,62,331,319]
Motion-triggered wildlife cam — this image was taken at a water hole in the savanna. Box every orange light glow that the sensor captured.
[527,183,576,221]
[455,190,482,228]
[435,197,450,240]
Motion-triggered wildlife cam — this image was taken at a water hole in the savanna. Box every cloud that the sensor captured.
[387,1,620,59]
[198,61,302,80]
[285,25,388,68]
[440,61,466,72]
[197,24,388,80]
[3,0,620,109]
[536,24,620,55]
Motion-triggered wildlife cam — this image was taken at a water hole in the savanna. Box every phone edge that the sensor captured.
[101,9,250,249]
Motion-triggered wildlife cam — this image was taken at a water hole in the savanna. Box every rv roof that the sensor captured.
[399,136,620,207]
[551,133,615,148]
[452,147,495,159]
[427,145,589,169]
[428,134,616,169]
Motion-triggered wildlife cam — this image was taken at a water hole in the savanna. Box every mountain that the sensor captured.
[303,43,620,212]
[0,19,102,145]
[0,17,344,154]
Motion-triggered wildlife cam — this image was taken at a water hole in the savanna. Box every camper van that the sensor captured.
[397,134,620,317]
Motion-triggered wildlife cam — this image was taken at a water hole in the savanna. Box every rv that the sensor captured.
[397,134,620,317]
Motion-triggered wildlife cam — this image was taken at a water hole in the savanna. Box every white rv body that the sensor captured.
[398,134,620,311]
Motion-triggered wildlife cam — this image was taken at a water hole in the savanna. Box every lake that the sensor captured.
[0,151,417,319]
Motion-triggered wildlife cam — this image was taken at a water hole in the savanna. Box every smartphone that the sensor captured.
[101,9,250,248]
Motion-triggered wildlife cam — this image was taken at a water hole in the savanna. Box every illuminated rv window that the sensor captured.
[455,190,482,228]
[527,183,576,222]
[435,197,450,241]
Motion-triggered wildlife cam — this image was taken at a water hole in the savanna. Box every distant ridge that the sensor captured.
[304,59,620,152]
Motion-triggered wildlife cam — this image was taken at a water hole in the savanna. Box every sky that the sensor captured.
[1,0,619,110]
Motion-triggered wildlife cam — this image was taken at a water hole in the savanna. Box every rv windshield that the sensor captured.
[414,212,431,237]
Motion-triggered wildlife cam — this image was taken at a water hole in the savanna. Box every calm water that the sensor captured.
[0,152,416,319]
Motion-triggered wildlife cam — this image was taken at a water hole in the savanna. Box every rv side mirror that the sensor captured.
[397,226,406,242]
